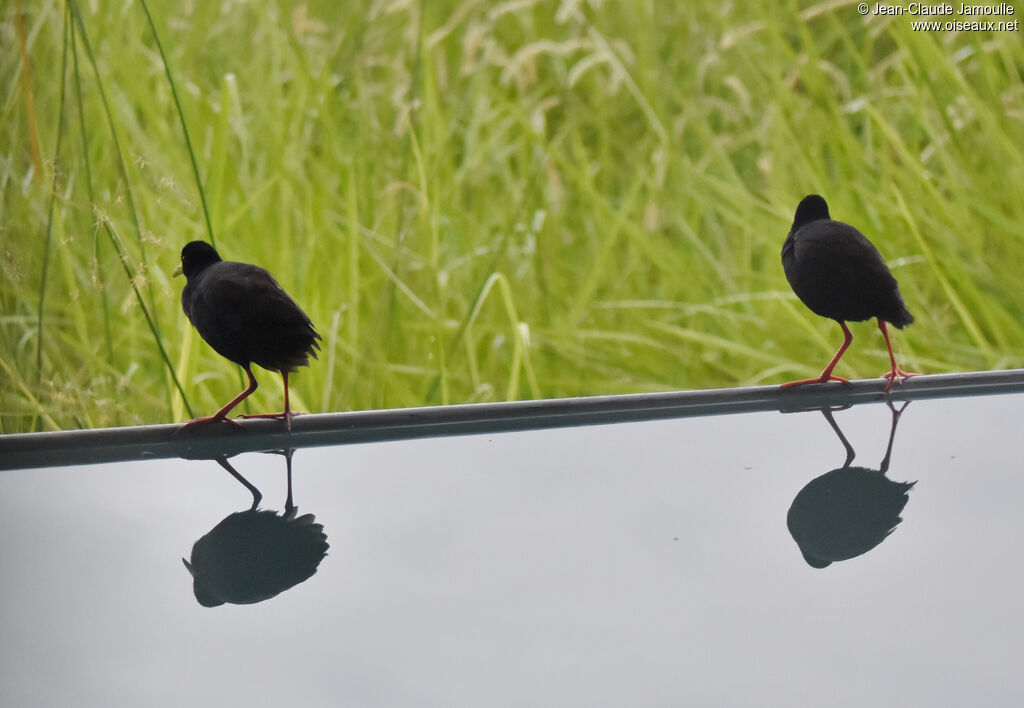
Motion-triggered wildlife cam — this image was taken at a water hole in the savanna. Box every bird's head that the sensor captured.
[791,194,831,233]
[173,241,222,279]
[182,558,226,607]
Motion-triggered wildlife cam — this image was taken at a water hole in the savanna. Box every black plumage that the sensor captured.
[787,402,915,569]
[781,195,917,390]
[175,241,321,429]
[787,467,915,569]
[184,506,329,607]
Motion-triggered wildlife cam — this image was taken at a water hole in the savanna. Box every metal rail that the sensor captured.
[3,369,1024,471]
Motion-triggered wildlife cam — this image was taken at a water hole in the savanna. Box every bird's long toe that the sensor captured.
[238,410,304,432]
[880,367,920,392]
[238,410,305,420]
[177,415,244,433]
[780,374,852,390]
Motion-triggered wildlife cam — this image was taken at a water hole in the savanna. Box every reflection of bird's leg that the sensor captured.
[284,448,295,513]
[879,400,911,473]
[782,321,853,389]
[216,456,262,509]
[878,320,920,391]
[821,405,856,467]
[261,448,298,513]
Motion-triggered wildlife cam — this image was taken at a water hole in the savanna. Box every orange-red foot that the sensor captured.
[178,415,243,433]
[238,410,303,431]
[238,411,305,422]
[880,368,920,392]
[780,374,852,390]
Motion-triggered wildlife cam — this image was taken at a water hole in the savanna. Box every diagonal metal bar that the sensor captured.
[3,369,1024,471]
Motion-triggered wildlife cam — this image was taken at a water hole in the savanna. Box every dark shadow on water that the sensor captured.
[182,449,329,607]
[787,401,916,569]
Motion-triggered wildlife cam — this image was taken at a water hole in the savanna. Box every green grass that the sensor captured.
[2,0,1023,432]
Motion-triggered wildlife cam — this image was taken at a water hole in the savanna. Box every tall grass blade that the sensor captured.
[67,0,193,418]
[137,0,216,248]
[36,6,71,383]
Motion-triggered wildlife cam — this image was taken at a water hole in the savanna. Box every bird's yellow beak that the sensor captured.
[172,262,184,277]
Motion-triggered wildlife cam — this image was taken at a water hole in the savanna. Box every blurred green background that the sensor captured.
[3,0,1023,432]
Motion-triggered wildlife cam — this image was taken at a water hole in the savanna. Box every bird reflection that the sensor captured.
[787,401,915,569]
[183,449,329,606]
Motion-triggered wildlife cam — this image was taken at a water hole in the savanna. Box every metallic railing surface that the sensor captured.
[3,369,1024,471]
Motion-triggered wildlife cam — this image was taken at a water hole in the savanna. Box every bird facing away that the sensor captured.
[183,506,329,606]
[174,241,321,430]
[183,448,328,606]
[787,464,915,568]
[787,401,915,569]
[781,195,918,391]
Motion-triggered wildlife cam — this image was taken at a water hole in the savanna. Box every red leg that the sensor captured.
[781,321,854,389]
[877,319,919,392]
[284,371,291,429]
[179,366,258,431]
[239,370,297,430]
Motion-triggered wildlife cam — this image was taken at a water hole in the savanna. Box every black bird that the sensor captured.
[781,195,917,391]
[184,505,329,606]
[788,462,915,568]
[787,402,915,569]
[183,449,329,607]
[174,241,321,430]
